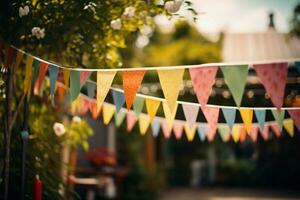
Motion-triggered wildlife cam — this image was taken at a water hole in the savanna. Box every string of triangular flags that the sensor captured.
[3,45,300,142]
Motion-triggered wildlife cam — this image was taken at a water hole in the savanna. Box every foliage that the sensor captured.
[290,3,300,37]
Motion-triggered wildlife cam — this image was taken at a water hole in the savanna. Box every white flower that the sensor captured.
[31,27,45,39]
[53,122,66,137]
[123,6,136,19]
[72,116,82,124]
[164,0,183,13]
[110,19,122,30]
[19,5,30,17]
[84,2,97,14]
[140,25,153,36]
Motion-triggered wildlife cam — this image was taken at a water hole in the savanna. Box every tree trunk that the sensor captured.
[3,61,14,200]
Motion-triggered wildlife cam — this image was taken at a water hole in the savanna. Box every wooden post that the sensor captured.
[144,130,155,175]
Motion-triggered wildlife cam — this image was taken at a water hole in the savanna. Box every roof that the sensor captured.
[222,30,300,62]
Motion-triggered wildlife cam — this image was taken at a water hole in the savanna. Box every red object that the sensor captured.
[33,175,42,200]
[86,148,117,166]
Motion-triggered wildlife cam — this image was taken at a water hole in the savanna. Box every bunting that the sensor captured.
[86,82,96,99]
[24,55,34,94]
[102,103,116,125]
[184,124,197,142]
[145,98,161,122]
[254,109,266,131]
[220,65,248,107]
[254,63,288,110]
[173,120,184,140]
[182,104,199,129]
[139,114,151,135]
[158,69,184,113]
[161,120,172,138]
[15,50,24,70]
[217,124,231,142]
[112,90,125,113]
[271,110,285,131]
[202,107,219,141]
[126,111,137,132]
[115,111,126,127]
[189,66,218,107]
[270,123,281,138]
[97,71,116,110]
[249,125,259,142]
[232,125,241,143]
[64,69,70,88]
[197,125,206,141]
[162,101,178,130]
[240,108,253,134]
[151,118,161,137]
[80,71,92,86]
[221,108,236,130]
[261,124,270,140]
[70,71,81,101]
[122,70,145,110]
[288,110,300,132]
[133,96,145,116]
[283,119,294,137]
[48,64,59,97]
[34,62,48,95]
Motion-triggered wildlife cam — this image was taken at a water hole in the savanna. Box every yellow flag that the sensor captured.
[283,119,294,137]
[102,103,116,125]
[162,101,178,130]
[97,71,116,111]
[240,108,253,134]
[24,55,34,94]
[157,69,184,113]
[15,50,24,69]
[139,114,151,135]
[63,69,70,88]
[145,98,161,122]
[232,125,241,143]
[184,124,196,142]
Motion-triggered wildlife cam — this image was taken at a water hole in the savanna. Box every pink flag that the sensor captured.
[161,120,171,139]
[173,120,184,140]
[250,125,259,142]
[79,98,90,115]
[260,124,270,141]
[270,123,281,138]
[80,71,92,86]
[34,62,49,95]
[182,104,199,129]
[126,111,137,132]
[202,107,219,142]
[189,66,218,107]
[239,126,247,142]
[288,110,300,132]
[253,63,288,110]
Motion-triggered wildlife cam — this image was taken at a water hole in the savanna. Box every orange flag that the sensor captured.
[122,70,145,110]
[34,62,49,95]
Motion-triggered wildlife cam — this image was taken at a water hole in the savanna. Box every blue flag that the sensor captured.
[197,125,206,141]
[48,64,59,96]
[221,108,236,130]
[254,109,266,131]
[112,90,125,113]
[151,118,161,137]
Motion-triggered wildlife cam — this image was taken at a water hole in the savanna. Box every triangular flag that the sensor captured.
[80,71,92,86]
[270,123,281,138]
[32,59,40,84]
[34,62,48,95]
[70,70,81,101]
[122,70,145,110]
[261,124,270,140]
[197,125,206,141]
[24,55,34,94]
[102,103,116,125]
[139,114,151,135]
[283,119,294,137]
[221,65,248,106]
[239,126,247,142]
[112,90,125,113]
[182,104,199,129]
[162,101,178,130]
[79,97,90,115]
[240,108,253,134]
[218,124,230,142]
[145,98,161,122]
[64,69,70,88]
[86,82,96,99]
[133,96,144,116]
[48,64,59,97]
[173,120,184,140]
[221,108,236,130]
[295,61,300,72]
[126,111,137,132]
[253,63,288,110]
[288,110,300,132]
[189,66,218,107]
[151,118,161,137]
[157,68,184,113]
[254,109,266,131]
[89,100,101,119]
[202,107,219,142]
[232,125,241,143]
[161,120,171,139]
[15,50,24,70]
[271,110,285,131]
[249,125,259,142]
[184,124,196,142]
[115,111,126,127]
[97,71,116,110]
